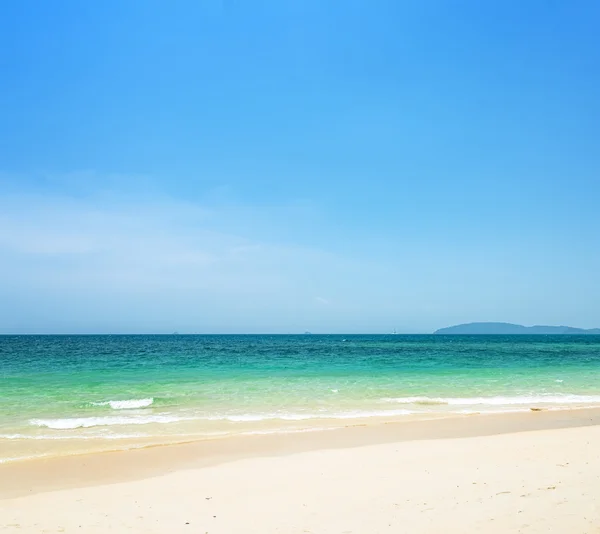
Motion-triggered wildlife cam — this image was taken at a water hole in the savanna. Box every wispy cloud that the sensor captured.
[0,179,394,333]
[5,173,587,333]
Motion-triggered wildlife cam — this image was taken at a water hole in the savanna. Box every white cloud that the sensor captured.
[5,175,591,333]
[0,186,394,332]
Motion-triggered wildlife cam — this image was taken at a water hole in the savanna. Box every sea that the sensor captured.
[1,334,600,464]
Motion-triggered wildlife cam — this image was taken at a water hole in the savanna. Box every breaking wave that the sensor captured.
[379,394,600,406]
[30,414,183,430]
[90,398,154,410]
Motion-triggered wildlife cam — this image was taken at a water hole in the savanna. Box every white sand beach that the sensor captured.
[1,411,600,533]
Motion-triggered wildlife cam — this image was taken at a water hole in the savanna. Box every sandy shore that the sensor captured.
[1,410,600,533]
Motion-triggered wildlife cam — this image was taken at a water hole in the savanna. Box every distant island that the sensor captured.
[434,322,600,335]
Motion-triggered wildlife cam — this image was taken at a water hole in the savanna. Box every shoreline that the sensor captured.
[2,406,600,499]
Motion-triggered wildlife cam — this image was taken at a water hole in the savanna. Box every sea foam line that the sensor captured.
[90,398,154,410]
[29,409,416,430]
[0,433,148,440]
[380,394,600,406]
[206,409,415,422]
[27,397,600,432]
[30,414,185,430]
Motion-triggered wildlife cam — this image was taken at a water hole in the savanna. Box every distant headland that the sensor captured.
[434,322,600,335]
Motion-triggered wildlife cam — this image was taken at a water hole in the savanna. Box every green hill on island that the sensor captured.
[434,322,600,335]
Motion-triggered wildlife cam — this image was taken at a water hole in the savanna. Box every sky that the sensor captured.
[1,0,599,334]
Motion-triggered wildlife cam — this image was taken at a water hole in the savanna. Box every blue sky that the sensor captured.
[1,0,599,333]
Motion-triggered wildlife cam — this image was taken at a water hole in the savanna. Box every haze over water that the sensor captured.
[2,334,600,463]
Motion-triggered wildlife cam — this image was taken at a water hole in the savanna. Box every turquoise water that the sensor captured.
[2,334,600,462]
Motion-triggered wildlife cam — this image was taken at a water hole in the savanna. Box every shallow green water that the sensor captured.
[1,335,600,462]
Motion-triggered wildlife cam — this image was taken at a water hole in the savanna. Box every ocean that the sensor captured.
[1,334,600,463]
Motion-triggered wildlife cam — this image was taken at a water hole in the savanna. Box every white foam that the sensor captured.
[91,398,154,410]
[380,394,600,406]
[28,408,417,431]
[380,396,448,405]
[207,409,414,422]
[328,409,414,419]
[0,433,148,440]
[207,413,311,422]
[30,414,184,430]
